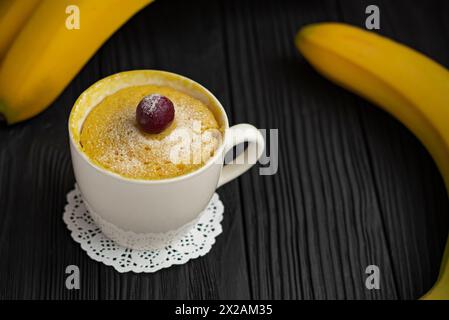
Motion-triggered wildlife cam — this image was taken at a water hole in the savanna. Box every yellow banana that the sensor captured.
[0,0,41,61]
[0,0,153,125]
[296,23,449,300]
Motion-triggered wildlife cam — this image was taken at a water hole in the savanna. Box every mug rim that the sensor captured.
[68,69,229,185]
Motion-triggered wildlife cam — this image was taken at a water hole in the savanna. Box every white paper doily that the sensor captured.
[63,185,224,273]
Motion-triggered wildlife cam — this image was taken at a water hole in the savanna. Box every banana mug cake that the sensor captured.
[80,85,223,180]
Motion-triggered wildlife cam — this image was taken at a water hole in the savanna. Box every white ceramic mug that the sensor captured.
[68,70,265,250]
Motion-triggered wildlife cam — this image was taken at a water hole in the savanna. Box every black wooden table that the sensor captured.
[0,0,448,300]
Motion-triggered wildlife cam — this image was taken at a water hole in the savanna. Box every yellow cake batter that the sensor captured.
[80,85,222,180]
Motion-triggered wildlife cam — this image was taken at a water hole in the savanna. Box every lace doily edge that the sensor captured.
[62,188,224,273]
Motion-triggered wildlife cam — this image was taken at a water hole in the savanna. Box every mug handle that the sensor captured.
[217,123,265,188]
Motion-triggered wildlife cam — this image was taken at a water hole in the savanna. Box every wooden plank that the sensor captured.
[0,0,447,299]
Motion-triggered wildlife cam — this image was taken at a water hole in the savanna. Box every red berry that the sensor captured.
[136,94,175,134]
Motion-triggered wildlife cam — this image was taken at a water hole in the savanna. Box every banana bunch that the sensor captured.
[296,23,449,300]
[0,0,153,125]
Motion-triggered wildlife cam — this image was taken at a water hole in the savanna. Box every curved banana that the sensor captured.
[296,23,449,300]
[0,0,41,61]
[0,0,153,125]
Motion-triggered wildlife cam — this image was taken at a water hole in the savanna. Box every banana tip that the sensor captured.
[0,113,7,127]
[295,22,354,45]
[295,23,329,50]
